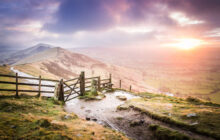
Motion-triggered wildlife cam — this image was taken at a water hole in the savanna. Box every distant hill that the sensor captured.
[0,43,53,65]
[72,46,220,103]
[72,46,220,69]
[14,47,150,92]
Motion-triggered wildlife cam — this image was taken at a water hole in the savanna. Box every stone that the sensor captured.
[85,110,91,113]
[64,114,72,120]
[90,80,98,95]
[130,119,145,127]
[36,119,51,128]
[92,118,97,121]
[10,125,16,129]
[187,113,197,117]
[76,133,82,137]
[116,95,127,101]
[102,90,107,93]
[96,96,102,100]
[191,122,199,125]
[54,83,60,100]
[86,117,90,121]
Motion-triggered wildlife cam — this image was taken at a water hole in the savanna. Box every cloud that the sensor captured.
[165,0,220,28]
[45,0,220,35]
[0,0,59,47]
[0,0,220,48]
[44,0,116,33]
[170,12,204,26]
[44,0,176,33]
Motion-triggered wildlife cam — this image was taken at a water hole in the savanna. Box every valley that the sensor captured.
[74,46,220,104]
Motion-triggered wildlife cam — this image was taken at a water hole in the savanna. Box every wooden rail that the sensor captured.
[85,76,99,80]
[0,74,59,82]
[0,73,58,97]
[0,71,113,102]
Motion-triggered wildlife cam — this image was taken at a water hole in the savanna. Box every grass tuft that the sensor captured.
[149,124,192,140]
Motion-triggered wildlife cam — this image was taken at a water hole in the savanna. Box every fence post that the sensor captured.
[129,85,132,91]
[58,79,64,102]
[98,76,101,91]
[37,75,41,97]
[109,73,112,83]
[80,71,85,96]
[119,80,121,89]
[15,73,18,97]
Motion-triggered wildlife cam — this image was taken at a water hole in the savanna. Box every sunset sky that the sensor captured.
[0,0,220,49]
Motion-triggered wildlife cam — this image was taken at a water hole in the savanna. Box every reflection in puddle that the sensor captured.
[65,90,140,130]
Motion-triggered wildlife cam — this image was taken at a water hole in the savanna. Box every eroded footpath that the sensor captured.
[65,90,218,140]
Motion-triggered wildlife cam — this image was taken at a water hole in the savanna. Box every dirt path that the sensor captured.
[111,109,214,140]
[65,91,214,140]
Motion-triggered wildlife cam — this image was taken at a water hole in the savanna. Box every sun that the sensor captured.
[171,38,202,50]
[163,38,203,50]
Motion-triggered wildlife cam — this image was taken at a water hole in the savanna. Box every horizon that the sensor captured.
[0,0,220,50]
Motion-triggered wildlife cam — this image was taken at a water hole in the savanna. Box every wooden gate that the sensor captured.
[63,76,81,102]
[62,72,113,102]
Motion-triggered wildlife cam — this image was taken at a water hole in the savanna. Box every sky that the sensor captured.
[0,0,220,49]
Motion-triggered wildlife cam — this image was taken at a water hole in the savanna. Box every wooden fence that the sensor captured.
[0,71,113,101]
[0,73,59,97]
[118,79,132,92]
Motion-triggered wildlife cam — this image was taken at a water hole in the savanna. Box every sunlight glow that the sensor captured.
[165,38,203,50]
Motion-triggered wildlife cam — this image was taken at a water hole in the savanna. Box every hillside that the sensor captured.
[73,46,220,104]
[0,43,52,65]
[14,47,149,92]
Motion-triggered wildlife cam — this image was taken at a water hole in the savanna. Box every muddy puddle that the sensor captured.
[64,91,140,130]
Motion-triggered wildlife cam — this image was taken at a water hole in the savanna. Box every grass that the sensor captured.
[0,65,34,96]
[143,65,220,104]
[14,64,60,80]
[118,92,220,139]
[79,91,105,100]
[149,124,192,140]
[0,95,128,140]
[0,66,16,94]
[0,66,127,140]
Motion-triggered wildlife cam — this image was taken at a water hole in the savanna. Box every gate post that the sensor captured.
[109,73,112,83]
[58,79,64,102]
[37,75,41,98]
[15,73,19,97]
[97,76,101,91]
[80,71,85,96]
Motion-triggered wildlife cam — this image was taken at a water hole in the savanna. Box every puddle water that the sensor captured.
[65,90,140,130]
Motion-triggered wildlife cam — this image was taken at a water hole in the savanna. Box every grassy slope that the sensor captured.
[118,92,220,139]
[14,64,60,80]
[143,65,220,104]
[0,96,127,140]
[0,66,34,96]
[149,124,192,140]
[0,66,127,140]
